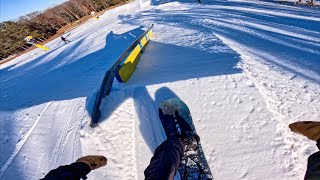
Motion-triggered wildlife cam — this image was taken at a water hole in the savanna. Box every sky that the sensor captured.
[0,0,66,22]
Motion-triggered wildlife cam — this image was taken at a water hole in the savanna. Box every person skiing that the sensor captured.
[61,36,71,44]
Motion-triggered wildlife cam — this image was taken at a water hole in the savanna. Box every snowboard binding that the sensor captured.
[159,109,200,151]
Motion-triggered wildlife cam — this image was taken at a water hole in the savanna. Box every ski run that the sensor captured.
[0,0,319,179]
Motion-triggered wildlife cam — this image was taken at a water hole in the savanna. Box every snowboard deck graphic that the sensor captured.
[159,98,213,180]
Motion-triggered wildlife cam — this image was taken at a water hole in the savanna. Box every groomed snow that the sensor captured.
[1,0,319,179]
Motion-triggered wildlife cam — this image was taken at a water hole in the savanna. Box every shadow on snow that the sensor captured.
[98,38,242,151]
[0,27,145,179]
[118,0,320,83]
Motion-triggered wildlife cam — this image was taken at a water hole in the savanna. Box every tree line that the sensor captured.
[0,0,129,60]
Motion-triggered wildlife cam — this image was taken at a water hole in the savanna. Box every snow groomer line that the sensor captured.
[90,24,154,127]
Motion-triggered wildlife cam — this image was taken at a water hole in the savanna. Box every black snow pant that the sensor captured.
[63,40,71,44]
[41,162,91,180]
[144,137,184,180]
[305,141,320,180]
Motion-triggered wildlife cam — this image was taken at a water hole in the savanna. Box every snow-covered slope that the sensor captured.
[0,0,150,179]
[1,0,319,179]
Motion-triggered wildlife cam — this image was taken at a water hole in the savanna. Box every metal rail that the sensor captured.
[90,24,154,127]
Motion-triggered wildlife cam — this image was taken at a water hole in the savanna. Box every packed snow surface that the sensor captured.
[0,0,319,179]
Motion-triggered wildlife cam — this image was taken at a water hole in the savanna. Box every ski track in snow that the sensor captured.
[1,0,319,179]
[0,99,86,179]
[0,102,51,179]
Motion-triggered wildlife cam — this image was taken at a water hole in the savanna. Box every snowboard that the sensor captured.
[159,98,213,180]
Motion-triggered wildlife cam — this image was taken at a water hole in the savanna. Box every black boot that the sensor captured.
[174,111,200,150]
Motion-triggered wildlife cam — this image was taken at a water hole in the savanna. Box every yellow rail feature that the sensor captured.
[115,28,153,83]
